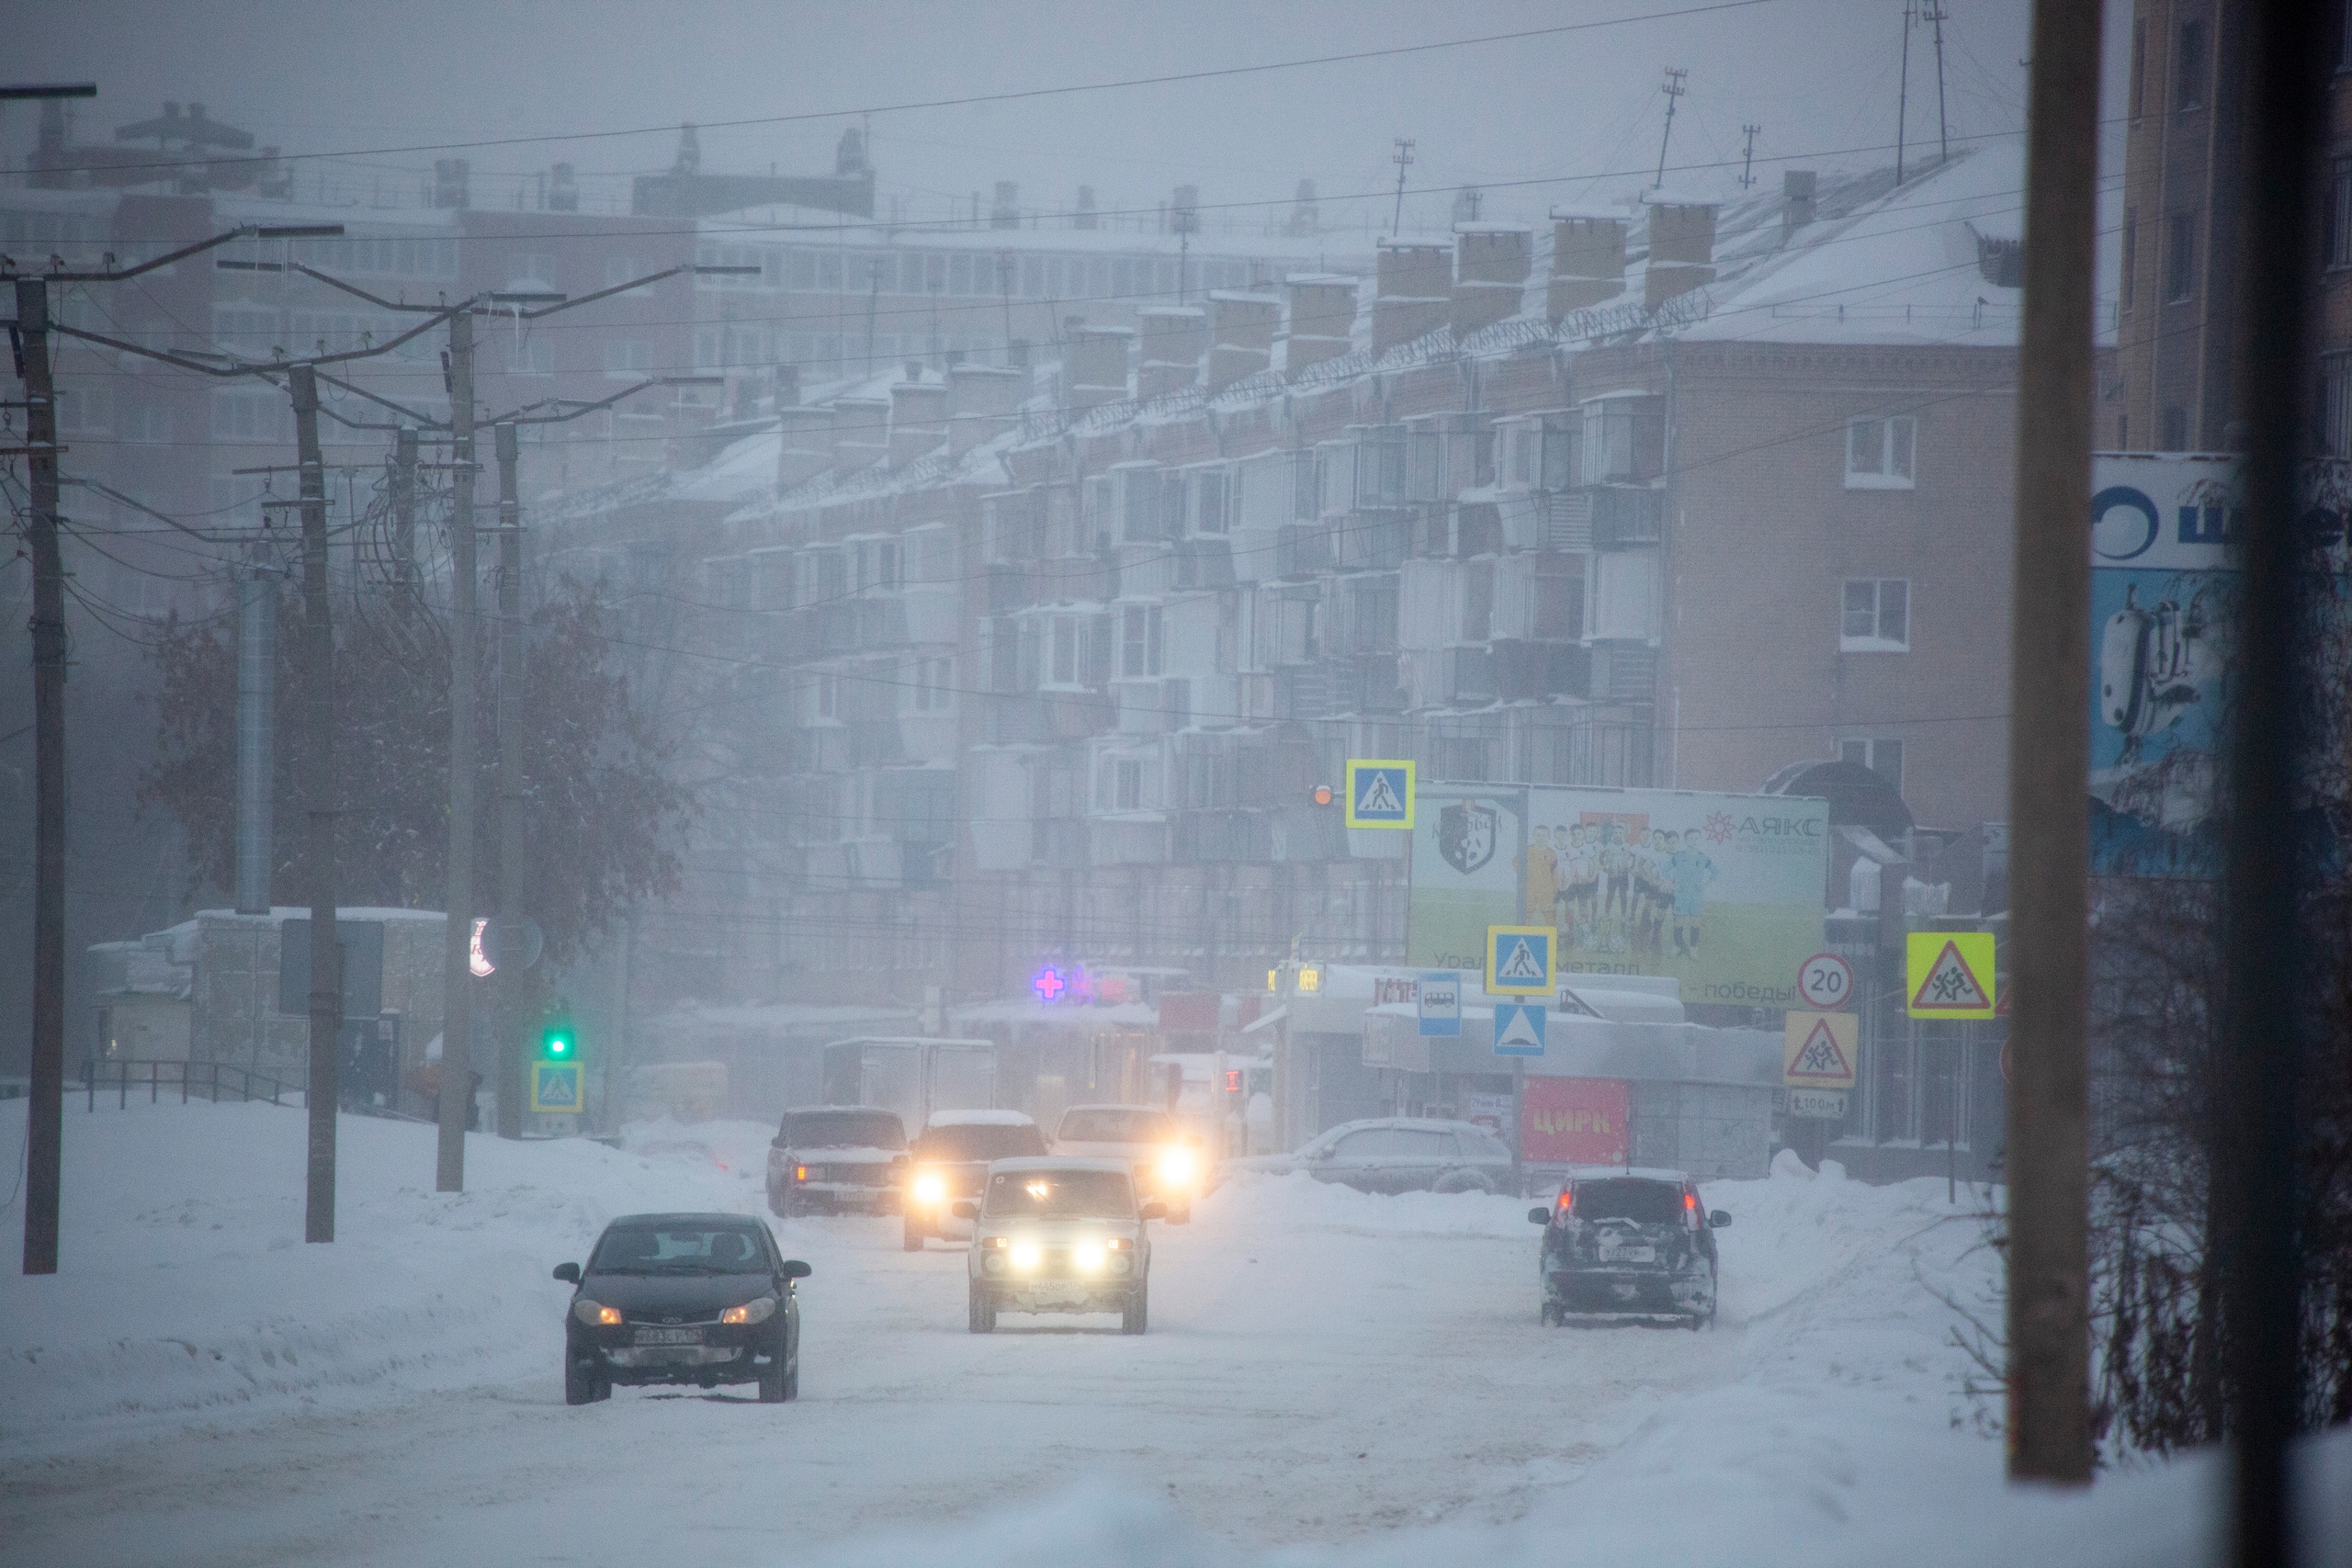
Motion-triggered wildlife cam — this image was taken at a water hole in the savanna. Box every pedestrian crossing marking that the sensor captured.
[1343,759,1415,829]
[1486,924,1555,996]
[1906,931,1996,1018]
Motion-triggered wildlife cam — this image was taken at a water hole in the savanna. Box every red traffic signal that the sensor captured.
[1312,785,1334,807]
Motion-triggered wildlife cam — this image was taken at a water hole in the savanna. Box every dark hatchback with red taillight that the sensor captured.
[554,1213,811,1404]
[1526,1168,1729,1327]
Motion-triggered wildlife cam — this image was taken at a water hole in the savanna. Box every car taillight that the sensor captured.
[1556,1190,1573,1213]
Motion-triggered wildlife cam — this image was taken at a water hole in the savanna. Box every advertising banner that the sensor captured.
[1410,785,1828,1009]
[1521,1076,1630,1166]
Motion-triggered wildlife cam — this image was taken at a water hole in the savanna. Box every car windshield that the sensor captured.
[982,1168,1135,1219]
[781,1110,906,1150]
[1572,1179,1684,1225]
[590,1224,771,1275]
[917,1122,1047,1161]
[1057,1107,1176,1143]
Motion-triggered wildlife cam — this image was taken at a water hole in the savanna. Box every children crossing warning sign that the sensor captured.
[1344,759,1415,829]
[1781,1010,1859,1089]
[1486,925,1555,996]
[1905,931,1997,1019]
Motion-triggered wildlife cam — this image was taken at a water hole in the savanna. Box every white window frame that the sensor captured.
[1840,578,1911,653]
[605,339,653,378]
[1843,416,1917,490]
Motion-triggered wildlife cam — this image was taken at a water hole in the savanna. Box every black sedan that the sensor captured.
[554,1213,811,1404]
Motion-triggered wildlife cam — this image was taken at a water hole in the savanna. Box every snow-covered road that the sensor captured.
[3,1101,2345,1568]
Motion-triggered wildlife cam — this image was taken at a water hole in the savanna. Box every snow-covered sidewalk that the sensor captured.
[0,1100,2342,1567]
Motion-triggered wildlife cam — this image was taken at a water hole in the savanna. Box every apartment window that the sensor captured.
[2162,405,2191,451]
[1112,758,1144,811]
[813,674,839,721]
[604,340,652,377]
[54,386,112,433]
[911,657,954,711]
[507,334,554,375]
[2322,355,2352,459]
[2164,213,2197,303]
[1050,615,1080,685]
[1194,468,1227,534]
[2331,160,2352,268]
[2176,18,2208,112]
[508,252,556,287]
[1839,738,1905,793]
[1843,415,1917,489]
[1120,604,1164,678]
[2130,17,2147,119]
[1841,579,1910,652]
[2120,210,2138,309]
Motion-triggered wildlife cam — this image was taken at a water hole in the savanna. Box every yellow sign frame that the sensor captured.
[1905,931,1997,1019]
[1782,1010,1860,1089]
[1344,759,1416,829]
[530,1059,585,1114]
[1486,925,1555,997]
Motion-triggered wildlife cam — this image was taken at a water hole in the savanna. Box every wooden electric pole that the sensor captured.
[2004,0,2100,1486]
[439,310,480,1186]
[492,419,528,1138]
[288,365,343,1244]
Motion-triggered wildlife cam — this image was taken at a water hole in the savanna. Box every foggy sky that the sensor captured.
[6,1,2058,233]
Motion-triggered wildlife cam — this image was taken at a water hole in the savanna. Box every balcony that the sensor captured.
[1578,484,1665,547]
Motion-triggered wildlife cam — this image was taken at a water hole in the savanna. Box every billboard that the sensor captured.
[1521,1076,1630,1165]
[1409,785,1829,1008]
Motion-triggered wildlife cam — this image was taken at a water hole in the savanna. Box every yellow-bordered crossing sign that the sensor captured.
[1344,759,1415,829]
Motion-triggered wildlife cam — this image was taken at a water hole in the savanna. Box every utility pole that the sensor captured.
[288,365,342,1245]
[1390,139,1415,235]
[1739,124,1762,189]
[440,310,480,1187]
[1926,3,1951,165]
[2005,0,2099,1487]
[390,423,418,596]
[1897,1,1915,185]
[865,259,881,377]
[233,540,278,916]
[1655,68,1689,189]
[492,419,528,1139]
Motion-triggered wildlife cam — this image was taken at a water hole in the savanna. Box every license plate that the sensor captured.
[633,1326,704,1346]
[1600,1245,1656,1264]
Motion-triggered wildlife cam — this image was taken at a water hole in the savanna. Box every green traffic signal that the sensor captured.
[540,1022,574,1059]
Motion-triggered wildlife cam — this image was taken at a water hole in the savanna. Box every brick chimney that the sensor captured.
[1135,307,1207,400]
[1781,170,1817,247]
[947,363,1025,457]
[776,404,831,491]
[1373,240,1452,352]
[1067,326,1134,409]
[831,396,891,479]
[1451,226,1531,339]
[1207,291,1281,391]
[1284,274,1358,374]
[1547,209,1629,320]
[1643,196,1718,311]
[888,379,949,468]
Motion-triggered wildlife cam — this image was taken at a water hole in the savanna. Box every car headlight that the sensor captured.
[1157,1146,1196,1189]
[1073,1243,1106,1272]
[910,1170,946,1206]
[573,1300,623,1326]
[1009,1241,1042,1271]
[719,1295,778,1326]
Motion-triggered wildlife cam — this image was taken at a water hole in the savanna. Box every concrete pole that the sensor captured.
[436,311,479,1190]
[2003,0,2100,1485]
[493,420,528,1139]
[289,365,343,1245]
[13,277,66,1276]
[390,424,418,596]
[233,546,277,915]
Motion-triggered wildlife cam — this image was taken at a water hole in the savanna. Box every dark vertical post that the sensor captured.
[438,311,478,1190]
[289,365,341,1244]
[2004,0,2100,1485]
[390,423,418,595]
[2219,4,2326,1562]
[493,420,528,1138]
[15,277,65,1276]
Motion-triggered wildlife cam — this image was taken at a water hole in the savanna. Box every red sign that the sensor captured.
[1521,1077,1631,1166]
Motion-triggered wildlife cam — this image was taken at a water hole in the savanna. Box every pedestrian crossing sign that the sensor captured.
[1781,1010,1859,1089]
[531,1060,584,1114]
[1486,925,1555,997]
[1493,1001,1547,1056]
[1905,931,1997,1019]
[1344,759,1415,829]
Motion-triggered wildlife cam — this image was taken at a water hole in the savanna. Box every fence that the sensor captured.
[76,1057,300,1111]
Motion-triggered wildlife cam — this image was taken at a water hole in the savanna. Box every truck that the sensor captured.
[820,1036,999,1136]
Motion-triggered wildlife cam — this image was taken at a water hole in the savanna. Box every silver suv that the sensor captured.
[958,1156,1163,1335]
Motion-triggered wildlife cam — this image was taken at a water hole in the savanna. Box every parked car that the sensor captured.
[554,1212,810,1404]
[959,1157,1162,1335]
[767,1105,910,1217]
[901,1110,1049,1250]
[1234,1117,1514,1195]
[1526,1167,1729,1327]
[1050,1103,1206,1223]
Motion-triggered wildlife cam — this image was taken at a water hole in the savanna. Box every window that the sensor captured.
[604,339,652,377]
[2120,210,2138,308]
[1114,758,1143,810]
[1843,415,1917,489]
[911,657,954,711]
[1839,738,1905,792]
[2175,18,2208,112]
[1194,468,1227,534]
[2162,404,2191,451]
[1841,579,1910,652]
[1120,605,1164,678]
[813,674,839,720]
[2165,212,2197,302]
[119,404,172,444]
[54,386,112,433]
[1051,615,1079,685]
[506,333,553,375]
[508,252,555,287]
[2331,161,2352,269]
[2322,355,2352,459]
[949,254,972,296]
[2130,17,2147,119]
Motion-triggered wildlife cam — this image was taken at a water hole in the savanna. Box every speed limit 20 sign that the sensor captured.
[1797,953,1854,1010]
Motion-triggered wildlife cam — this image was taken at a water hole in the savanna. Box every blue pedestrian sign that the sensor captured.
[531,1060,584,1114]
[1418,972,1462,1037]
[1344,759,1415,829]
[1492,1002,1547,1056]
[1485,924,1555,996]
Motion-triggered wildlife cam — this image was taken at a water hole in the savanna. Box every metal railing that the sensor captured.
[77,1057,300,1111]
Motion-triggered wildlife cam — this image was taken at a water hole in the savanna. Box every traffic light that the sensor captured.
[538,1014,577,1061]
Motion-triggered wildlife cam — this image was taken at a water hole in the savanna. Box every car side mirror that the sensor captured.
[780,1259,813,1280]
[1139,1200,1169,1221]
[1527,1207,1554,1225]
[951,1200,978,1220]
[552,1262,582,1284]
[1709,1210,1732,1228]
